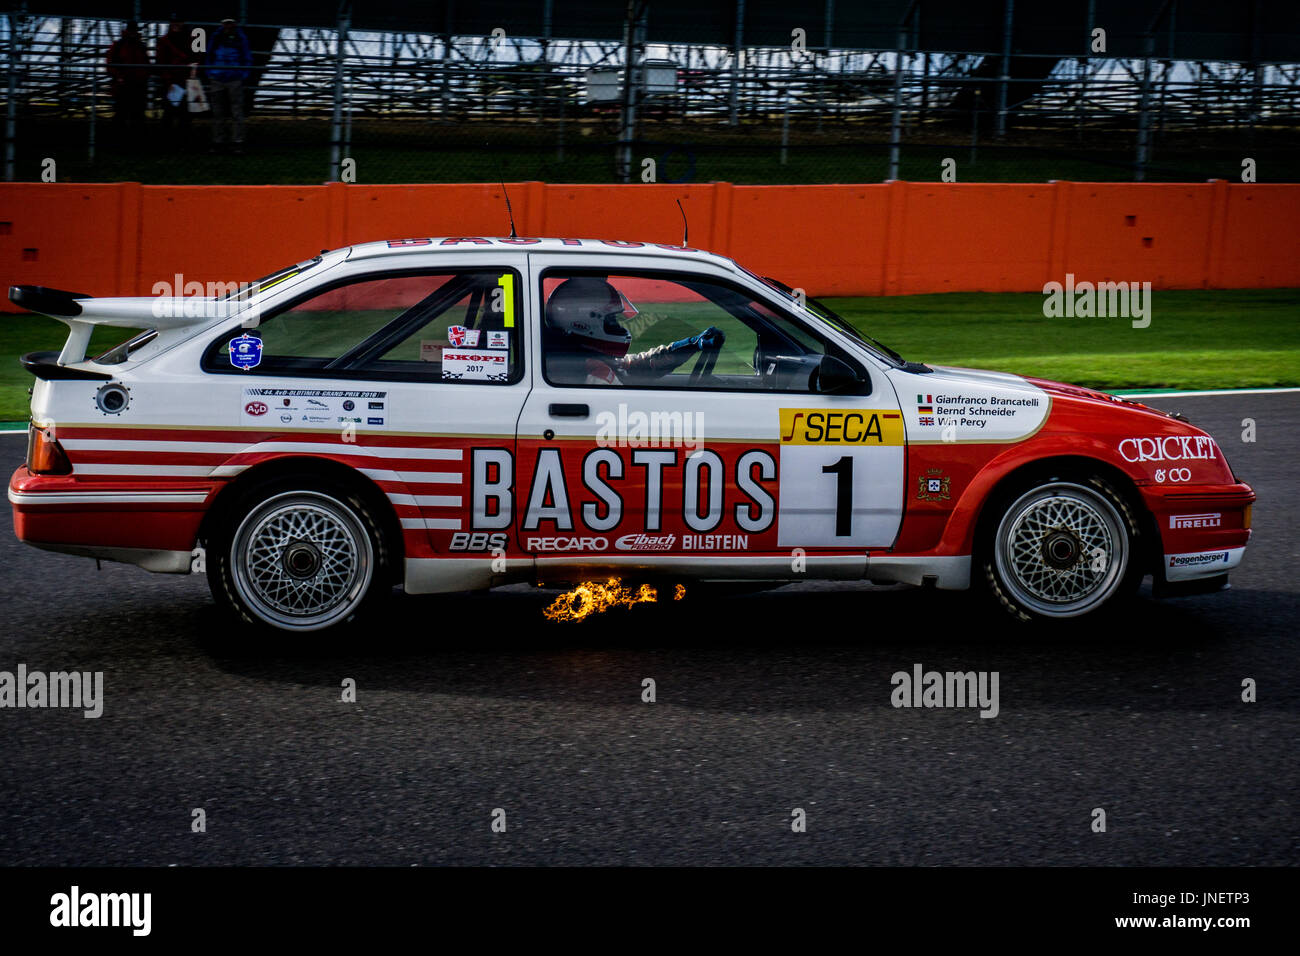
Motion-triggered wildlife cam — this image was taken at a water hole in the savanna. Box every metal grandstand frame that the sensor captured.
[3,4,1297,182]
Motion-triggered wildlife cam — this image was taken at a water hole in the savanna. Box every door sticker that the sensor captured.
[776,408,904,548]
[443,350,509,381]
[448,325,481,347]
[241,387,388,427]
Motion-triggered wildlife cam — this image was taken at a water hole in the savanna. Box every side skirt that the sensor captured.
[866,555,971,590]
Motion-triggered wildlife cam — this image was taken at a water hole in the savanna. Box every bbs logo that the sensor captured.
[449,532,508,552]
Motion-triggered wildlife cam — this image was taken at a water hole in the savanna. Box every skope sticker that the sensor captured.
[443,349,509,382]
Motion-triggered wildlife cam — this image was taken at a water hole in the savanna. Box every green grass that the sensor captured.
[0,321,146,422]
[2,288,1297,421]
[823,289,1300,392]
[25,141,1287,187]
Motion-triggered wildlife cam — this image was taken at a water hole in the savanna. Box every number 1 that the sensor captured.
[823,455,853,537]
[498,274,515,328]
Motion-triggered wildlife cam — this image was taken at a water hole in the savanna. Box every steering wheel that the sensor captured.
[688,339,722,386]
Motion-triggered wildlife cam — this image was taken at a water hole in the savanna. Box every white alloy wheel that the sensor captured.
[991,481,1130,618]
[229,490,375,630]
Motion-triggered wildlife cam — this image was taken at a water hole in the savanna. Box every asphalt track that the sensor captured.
[0,392,1295,866]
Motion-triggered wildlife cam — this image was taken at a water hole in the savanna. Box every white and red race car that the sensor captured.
[9,237,1254,632]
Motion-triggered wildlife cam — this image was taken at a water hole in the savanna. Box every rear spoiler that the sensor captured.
[9,285,242,365]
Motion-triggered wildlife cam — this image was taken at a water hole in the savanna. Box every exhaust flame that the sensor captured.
[674,584,686,600]
[543,578,659,623]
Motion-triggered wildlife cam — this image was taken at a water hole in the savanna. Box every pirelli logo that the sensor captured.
[779,409,905,445]
[1170,513,1222,530]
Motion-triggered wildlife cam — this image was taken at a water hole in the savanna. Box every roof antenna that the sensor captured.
[500,177,518,239]
[676,198,688,247]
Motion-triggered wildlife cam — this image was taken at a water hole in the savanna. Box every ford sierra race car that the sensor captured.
[8,237,1254,632]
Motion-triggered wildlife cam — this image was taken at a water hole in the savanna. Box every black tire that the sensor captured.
[206,475,393,633]
[978,472,1146,624]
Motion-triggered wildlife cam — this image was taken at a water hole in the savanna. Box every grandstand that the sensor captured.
[4,1,1299,183]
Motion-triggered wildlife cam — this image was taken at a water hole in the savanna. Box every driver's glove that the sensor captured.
[622,327,727,378]
[669,326,726,353]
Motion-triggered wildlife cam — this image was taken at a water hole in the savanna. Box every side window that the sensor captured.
[202,269,522,384]
[539,270,842,392]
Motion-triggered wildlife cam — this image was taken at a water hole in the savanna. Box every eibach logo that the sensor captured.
[245,402,268,416]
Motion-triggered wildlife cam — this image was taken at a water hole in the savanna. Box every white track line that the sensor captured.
[1119,387,1300,398]
[3,386,1298,436]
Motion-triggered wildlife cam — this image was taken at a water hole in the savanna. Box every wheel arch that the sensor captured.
[967,454,1159,574]
[197,455,405,580]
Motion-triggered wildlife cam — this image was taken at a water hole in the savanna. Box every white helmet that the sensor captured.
[545,277,632,357]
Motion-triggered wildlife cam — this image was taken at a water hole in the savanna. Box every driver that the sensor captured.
[543,277,725,386]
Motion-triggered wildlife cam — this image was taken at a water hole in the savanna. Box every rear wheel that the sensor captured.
[208,479,391,632]
[981,475,1144,623]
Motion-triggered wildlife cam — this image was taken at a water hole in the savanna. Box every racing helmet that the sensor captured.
[545,277,632,357]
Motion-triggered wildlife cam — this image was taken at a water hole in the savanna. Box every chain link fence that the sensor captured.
[5,15,1299,185]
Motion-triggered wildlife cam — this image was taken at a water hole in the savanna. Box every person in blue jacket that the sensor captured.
[205,18,252,153]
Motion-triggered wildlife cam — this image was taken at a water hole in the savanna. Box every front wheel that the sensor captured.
[208,481,390,632]
[981,476,1144,623]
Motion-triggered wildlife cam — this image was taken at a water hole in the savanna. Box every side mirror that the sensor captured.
[815,354,867,394]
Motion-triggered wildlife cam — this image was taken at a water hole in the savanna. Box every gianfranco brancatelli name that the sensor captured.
[0,665,104,718]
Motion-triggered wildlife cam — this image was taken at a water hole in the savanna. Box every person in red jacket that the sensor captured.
[155,15,197,145]
[105,21,150,143]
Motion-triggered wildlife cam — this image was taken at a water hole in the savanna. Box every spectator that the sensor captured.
[156,15,196,146]
[205,17,252,154]
[106,21,150,143]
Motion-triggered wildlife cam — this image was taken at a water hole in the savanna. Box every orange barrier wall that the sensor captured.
[2,180,1297,308]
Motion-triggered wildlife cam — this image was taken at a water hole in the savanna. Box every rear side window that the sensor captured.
[202,269,523,384]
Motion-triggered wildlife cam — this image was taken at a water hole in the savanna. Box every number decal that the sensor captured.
[498,274,515,328]
[822,455,853,537]
[776,407,905,549]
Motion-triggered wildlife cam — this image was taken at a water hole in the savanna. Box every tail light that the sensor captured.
[26,423,72,475]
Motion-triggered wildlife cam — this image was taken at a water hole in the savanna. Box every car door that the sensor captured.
[200,248,533,577]
[514,253,905,581]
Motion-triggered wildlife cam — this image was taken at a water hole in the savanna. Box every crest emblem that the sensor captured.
[916,468,951,501]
